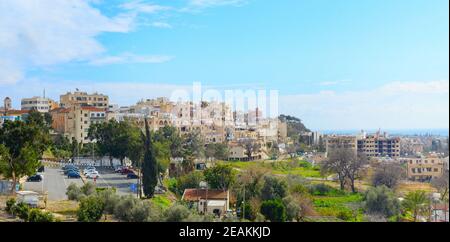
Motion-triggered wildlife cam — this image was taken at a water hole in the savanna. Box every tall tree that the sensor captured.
[345,154,368,193]
[0,120,50,193]
[372,163,405,189]
[142,118,158,198]
[239,139,260,160]
[321,148,356,191]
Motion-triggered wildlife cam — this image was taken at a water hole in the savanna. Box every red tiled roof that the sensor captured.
[182,189,228,202]
[81,106,104,112]
[50,108,70,113]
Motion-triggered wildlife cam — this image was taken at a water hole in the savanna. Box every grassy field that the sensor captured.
[312,192,364,222]
[226,159,323,178]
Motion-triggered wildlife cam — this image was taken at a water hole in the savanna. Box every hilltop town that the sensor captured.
[0,90,448,223]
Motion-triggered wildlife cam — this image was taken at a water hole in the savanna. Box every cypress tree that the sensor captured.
[142,118,158,198]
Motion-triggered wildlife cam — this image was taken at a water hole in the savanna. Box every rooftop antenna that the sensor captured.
[43,88,46,99]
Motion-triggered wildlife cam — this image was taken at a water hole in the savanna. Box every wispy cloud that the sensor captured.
[89,53,174,66]
[120,1,172,14]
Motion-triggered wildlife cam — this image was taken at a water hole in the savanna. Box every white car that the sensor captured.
[84,170,99,176]
[83,168,97,174]
[85,172,100,179]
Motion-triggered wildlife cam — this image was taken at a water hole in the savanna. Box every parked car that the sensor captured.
[26,174,43,182]
[84,170,99,176]
[37,166,45,173]
[85,173,100,179]
[120,168,134,175]
[83,168,96,174]
[126,173,139,179]
[64,168,79,175]
[67,171,81,178]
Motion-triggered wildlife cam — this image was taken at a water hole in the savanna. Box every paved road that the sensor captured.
[93,168,138,196]
[23,166,138,201]
[23,167,84,201]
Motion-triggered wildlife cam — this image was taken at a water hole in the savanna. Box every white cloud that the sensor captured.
[150,22,173,29]
[120,1,172,14]
[0,0,176,85]
[280,80,450,130]
[89,53,174,66]
[319,80,352,86]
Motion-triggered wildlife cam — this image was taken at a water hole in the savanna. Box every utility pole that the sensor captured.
[242,185,246,221]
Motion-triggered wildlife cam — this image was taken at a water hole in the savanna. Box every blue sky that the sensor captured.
[0,0,449,130]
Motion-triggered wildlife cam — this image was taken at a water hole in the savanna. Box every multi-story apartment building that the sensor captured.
[21,96,57,113]
[357,133,401,158]
[60,90,109,110]
[325,136,358,156]
[50,106,106,144]
[407,156,446,182]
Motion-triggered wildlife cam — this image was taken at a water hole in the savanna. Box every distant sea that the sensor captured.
[318,129,449,137]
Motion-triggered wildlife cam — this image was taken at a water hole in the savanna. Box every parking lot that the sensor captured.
[23,166,139,201]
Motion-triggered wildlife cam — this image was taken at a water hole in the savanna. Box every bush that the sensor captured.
[241,202,257,221]
[364,186,400,218]
[261,176,287,201]
[66,183,83,201]
[308,183,345,196]
[98,189,120,215]
[28,209,55,222]
[336,209,353,221]
[81,182,96,196]
[164,204,192,222]
[113,195,138,221]
[260,199,287,222]
[13,202,31,221]
[6,198,16,213]
[77,195,105,222]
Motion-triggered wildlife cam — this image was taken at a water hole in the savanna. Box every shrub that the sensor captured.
[260,199,287,222]
[81,182,96,196]
[98,189,120,215]
[364,186,400,218]
[6,198,16,213]
[13,202,30,221]
[77,195,105,222]
[164,204,192,222]
[261,176,287,201]
[113,195,138,221]
[336,209,353,221]
[28,209,55,222]
[66,183,83,201]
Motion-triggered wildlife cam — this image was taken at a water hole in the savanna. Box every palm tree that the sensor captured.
[402,190,429,222]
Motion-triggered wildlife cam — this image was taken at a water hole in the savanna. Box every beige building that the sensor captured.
[50,106,107,144]
[60,91,109,110]
[21,96,57,113]
[325,136,358,157]
[407,156,446,182]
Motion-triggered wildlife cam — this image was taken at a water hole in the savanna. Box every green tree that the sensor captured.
[261,176,287,201]
[77,195,105,222]
[204,164,236,190]
[153,126,183,157]
[172,171,205,196]
[183,131,205,159]
[402,190,429,222]
[142,118,158,198]
[364,185,401,218]
[260,199,287,222]
[205,143,229,160]
[0,120,50,194]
